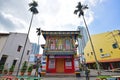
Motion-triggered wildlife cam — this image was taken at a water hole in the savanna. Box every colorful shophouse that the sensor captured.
[41,31,79,73]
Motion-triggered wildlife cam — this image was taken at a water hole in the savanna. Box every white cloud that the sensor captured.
[0,0,108,54]
[35,0,90,31]
[0,0,106,47]
[1,12,28,32]
[89,0,99,7]
[84,10,94,26]
[88,0,106,7]
[0,0,107,30]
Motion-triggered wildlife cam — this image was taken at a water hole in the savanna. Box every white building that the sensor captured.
[0,32,32,71]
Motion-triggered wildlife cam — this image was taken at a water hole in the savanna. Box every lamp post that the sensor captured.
[74,2,101,75]
[16,1,39,76]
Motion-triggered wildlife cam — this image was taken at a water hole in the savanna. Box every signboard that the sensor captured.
[100,53,110,58]
[29,54,35,62]
[65,59,72,69]
[41,56,46,71]
[49,56,55,58]
[48,59,55,69]
[74,58,79,71]
[55,56,72,58]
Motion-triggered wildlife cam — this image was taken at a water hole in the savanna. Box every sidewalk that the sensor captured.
[12,69,120,77]
[1,70,120,80]
[80,69,120,77]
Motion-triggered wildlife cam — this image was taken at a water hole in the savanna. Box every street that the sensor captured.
[41,77,96,80]
[3,69,119,80]
[40,69,120,80]
[42,77,96,80]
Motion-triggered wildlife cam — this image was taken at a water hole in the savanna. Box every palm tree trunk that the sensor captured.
[82,15,101,75]
[16,13,34,76]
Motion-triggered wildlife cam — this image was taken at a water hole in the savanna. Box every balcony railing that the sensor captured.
[43,48,77,53]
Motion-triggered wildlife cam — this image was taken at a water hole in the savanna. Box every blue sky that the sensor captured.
[0,0,120,43]
[89,0,120,34]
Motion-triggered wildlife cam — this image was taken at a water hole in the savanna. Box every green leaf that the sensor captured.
[78,34,82,38]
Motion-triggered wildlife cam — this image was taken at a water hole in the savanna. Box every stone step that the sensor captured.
[45,73,76,77]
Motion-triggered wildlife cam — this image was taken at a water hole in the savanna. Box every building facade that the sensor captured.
[0,32,32,71]
[77,26,88,54]
[41,31,79,73]
[84,30,120,69]
[29,43,40,63]
[77,26,88,63]
[31,43,40,54]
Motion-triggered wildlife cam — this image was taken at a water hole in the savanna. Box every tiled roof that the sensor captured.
[41,31,79,40]
[44,51,76,55]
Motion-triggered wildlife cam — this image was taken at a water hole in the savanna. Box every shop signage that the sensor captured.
[100,53,111,58]
[49,56,55,58]
[55,56,72,58]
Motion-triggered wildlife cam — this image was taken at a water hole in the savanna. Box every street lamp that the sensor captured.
[16,1,39,76]
[74,2,101,75]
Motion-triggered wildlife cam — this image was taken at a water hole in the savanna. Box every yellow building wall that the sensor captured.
[84,30,120,63]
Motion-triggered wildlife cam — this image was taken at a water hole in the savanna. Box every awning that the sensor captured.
[44,51,76,56]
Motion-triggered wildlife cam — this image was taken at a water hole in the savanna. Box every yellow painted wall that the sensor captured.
[84,30,120,63]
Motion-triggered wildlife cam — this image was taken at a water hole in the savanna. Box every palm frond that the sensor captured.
[74,10,78,14]
[78,34,82,38]
[79,10,84,17]
[29,1,38,7]
[74,2,88,17]
[29,1,39,14]
[29,7,39,14]
[36,28,41,35]
[82,5,88,10]
[76,2,82,9]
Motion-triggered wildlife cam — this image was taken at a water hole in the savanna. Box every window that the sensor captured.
[17,45,22,52]
[66,39,70,50]
[27,50,30,55]
[100,48,103,53]
[58,39,63,50]
[112,43,118,49]
[65,58,72,69]
[12,60,17,66]
[91,52,93,55]
[50,39,55,50]
[48,59,55,69]
[87,53,89,56]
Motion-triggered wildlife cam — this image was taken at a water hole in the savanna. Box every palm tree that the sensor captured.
[35,28,41,75]
[74,2,101,75]
[16,1,39,76]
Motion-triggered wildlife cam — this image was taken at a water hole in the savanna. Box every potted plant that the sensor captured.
[4,69,8,74]
[27,64,33,76]
[0,65,4,74]
[9,65,15,75]
[20,61,27,76]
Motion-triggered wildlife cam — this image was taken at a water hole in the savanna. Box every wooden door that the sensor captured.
[56,58,64,73]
